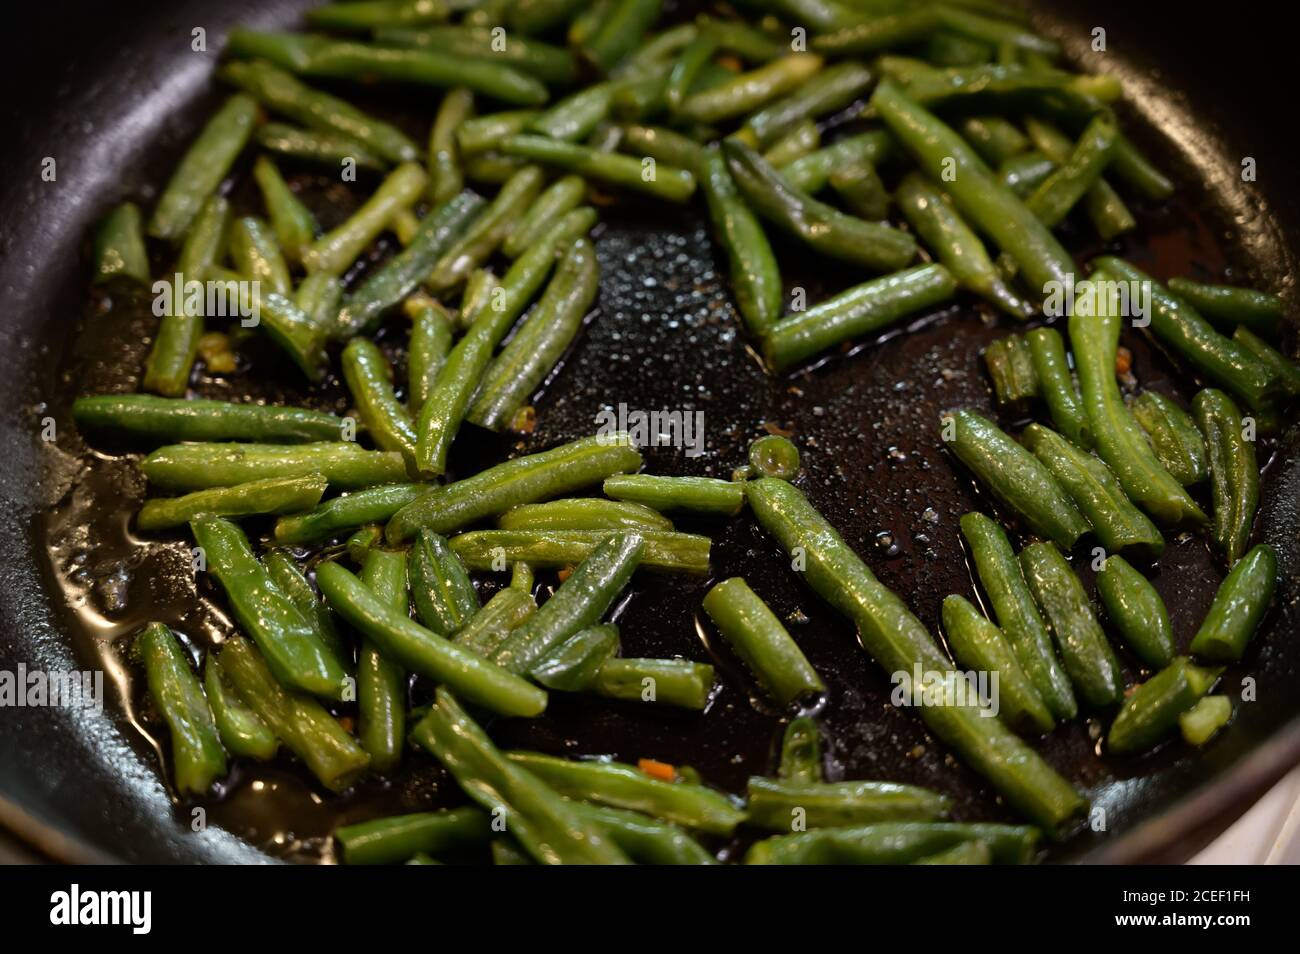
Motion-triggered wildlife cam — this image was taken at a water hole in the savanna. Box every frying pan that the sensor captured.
[0,0,1297,864]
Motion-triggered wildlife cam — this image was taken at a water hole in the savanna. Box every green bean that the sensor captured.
[148,94,258,241]
[1189,544,1277,663]
[509,0,588,35]
[603,474,744,516]
[1094,258,1283,414]
[665,35,717,114]
[412,690,630,863]
[318,562,547,717]
[404,297,453,411]
[763,122,819,171]
[456,266,499,330]
[1129,391,1206,486]
[702,577,824,706]
[941,410,1088,549]
[450,528,710,575]
[336,190,487,338]
[250,158,317,265]
[592,658,715,709]
[564,799,717,864]
[747,777,950,832]
[335,808,492,865]
[1107,657,1221,755]
[699,147,781,337]
[463,151,529,183]
[511,561,535,591]
[1109,131,1175,201]
[606,61,674,122]
[491,532,643,674]
[620,124,707,173]
[1023,423,1164,558]
[678,54,824,124]
[1234,327,1300,397]
[744,435,798,481]
[961,116,1028,166]
[296,273,345,336]
[251,290,331,382]
[612,22,699,75]
[143,442,407,492]
[781,130,894,194]
[203,655,278,761]
[222,60,419,164]
[764,264,957,371]
[998,150,1055,197]
[219,636,370,792]
[984,334,1039,408]
[428,88,473,204]
[429,166,544,292]
[531,624,620,690]
[303,162,428,275]
[891,62,1120,109]
[498,498,673,532]
[894,173,1033,319]
[746,821,1038,865]
[274,483,426,545]
[457,111,540,155]
[92,203,150,285]
[741,61,875,148]
[1193,388,1260,567]
[72,394,345,445]
[193,517,349,699]
[1095,554,1174,668]
[873,80,1074,296]
[376,25,578,84]
[1024,327,1091,448]
[468,237,600,430]
[696,16,783,63]
[255,122,388,170]
[812,8,941,56]
[1180,696,1232,746]
[749,0,858,33]
[959,512,1076,722]
[498,134,697,202]
[1024,113,1117,227]
[1166,277,1283,338]
[746,479,1086,833]
[341,339,419,472]
[225,30,550,105]
[262,548,348,665]
[1018,541,1122,708]
[408,530,481,637]
[503,176,586,258]
[305,0,449,31]
[934,4,1058,57]
[504,751,746,835]
[347,525,385,564]
[392,433,641,541]
[454,586,537,657]
[583,0,662,74]
[137,623,227,794]
[779,717,823,783]
[827,159,887,219]
[354,550,409,774]
[724,140,916,271]
[913,841,992,864]
[1068,297,1207,525]
[137,474,327,531]
[1022,116,1133,240]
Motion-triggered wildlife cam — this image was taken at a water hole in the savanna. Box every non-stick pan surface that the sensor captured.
[1,0,1297,863]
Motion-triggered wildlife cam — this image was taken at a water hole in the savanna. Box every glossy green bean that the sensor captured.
[273,483,426,545]
[449,528,710,575]
[744,61,875,150]
[679,54,824,124]
[92,203,150,285]
[747,776,950,832]
[203,655,278,761]
[295,272,345,334]
[1022,116,1133,240]
[745,821,1038,865]
[1167,277,1283,338]
[137,623,227,794]
[429,166,545,294]
[998,150,1055,197]
[781,130,894,194]
[1130,391,1207,486]
[1234,327,1300,397]
[256,122,387,170]
[303,162,428,275]
[405,296,453,410]
[498,134,696,201]
[961,115,1028,166]
[73,394,346,445]
[346,525,385,564]
[592,658,715,709]
[457,111,540,155]
[305,0,450,32]
[428,88,473,204]
[1025,326,1091,448]
[531,624,620,691]
[1189,544,1277,662]
[497,498,673,533]
[779,717,823,783]
[984,334,1039,408]
[342,339,419,472]
[375,25,578,84]
[1024,113,1117,227]
[665,34,717,114]
[143,442,407,492]
[1095,554,1174,668]
[1193,388,1259,567]
[137,474,326,531]
[1180,695,1232,746]
[812,8,941,56]
[582,0,662,74]
[355,550,408,775]
[335,808,492,865]
[1107,657,1220,755]
[603,474,744,516]
[453,586,537,657]
[696,16,783,63]
[509,0,588,35]
[262,548,348,665]
[251,157,317,265]
[620,124,707,173]
[503,176,586,258]
[564,799,717,864]
[409,529,481,637]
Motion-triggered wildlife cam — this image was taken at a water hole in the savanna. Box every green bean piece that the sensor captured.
[317,562,547,717]
[256,122,388,170]
[696,15,783,63]
[746,820,1038,865]
[222,60,420,164]
[225,30,549,105]
[457,111,540,156]
[724,140,916,272]
[137,623,227,794]
[959,512,1076,722]
[426,87,473,204]
[746,479,1086,834]
[262,548,348,665]
[741,61,875,147]
[1189,544,1277,663]
[498,135,696,202]
[764,264,958,371]
[527,83,615,142]
[1095,555,1174,668]
[778,717,824,783]
[148,94,258,241]
[250,290,330,382]
[219,636,370,792]
[1167,277,1283,338]
[335,808,492,865]
[392,433,641,541]
[933,3,1059,56]
[894,173,1033,319]
[1234,327,1300,397]
[193,517,349,700]
[531,624,620,691]
[1094,258,1283,414]
[72,394,346,445]
[888,61,1119,109]
[412,690,630,863]
[606,61,674,122]
[404,297,453,411]
[941,594,1052,735]
[746,777,950,832]
[505,751,746,835]
[408,530,481,637]
[509,0,588,33]
[984,334,1040,409]
[491,532,643,674]
[961,116,1028,166]
[1107,130,1175,200]
[1025,327,1091,449]
[347,525,385,564]
[341,339,419,473]
[511,561,535,592]
[781,130,894,194]
[143,195,230,396]
[582,0,662,74]
[1024,113,1118,227]
[450,528,710,575]
[274,483,426,545]
[603,474,744,516]
[503,176,586,258]
[562,799,717,864]
[497,498,674,533]
[453,586,537,658]
[1107,657,1221,755]
[296,272,345,335]
[913,841,993,864]
[463,151,530,183]
[665,35,717,114]
[1193,388,1259,567]
[873,80,1074,297]
[744,435,797,481]
[592,658,715,709]
[303,162,428,275]
[766,126,823,174]
[376,25,578,85]
[137,474,327,531]
[305,0,450,32]
[203,655,278,761]
[1022,116,1133,240]
[1180,696,1233,746]
[336,190,487,338]
[611,22,699,75]
[428,166,544,293]
[144,442,406,493]
[828,159,888,220]
[1018,541,1122,708]
[812,8,941,56]
[942,410,1088,550]
[92,203,150,285]
[468,237,600,430]
[456,266,499,330]
[620,124,707,173]
[678,54,824,124]
[1130,391,1207,486]
[1068,295,1207,526]
[1023,423,1165,558]
[998,150,1056,198]
[356,549,409,774]
[250,157,317,265]
[702,577,824,706]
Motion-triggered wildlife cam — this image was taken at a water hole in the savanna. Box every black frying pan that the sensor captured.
[1,0,1297,864]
